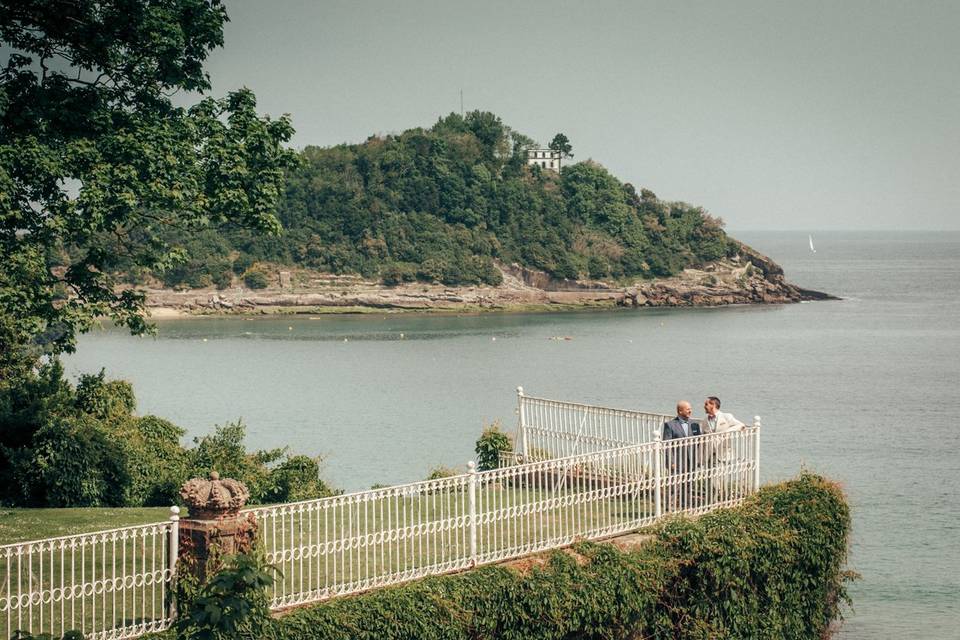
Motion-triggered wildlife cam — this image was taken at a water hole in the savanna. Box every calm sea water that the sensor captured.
[66,231,960,638]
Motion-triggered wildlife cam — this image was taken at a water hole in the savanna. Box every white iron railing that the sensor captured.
[1,507,180,640]
[247,425,759,611]
[1,392,762,638]
[514,387,671,460]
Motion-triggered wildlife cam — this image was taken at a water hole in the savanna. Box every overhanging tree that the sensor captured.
[548,132,573,162]
[0,0,298,361]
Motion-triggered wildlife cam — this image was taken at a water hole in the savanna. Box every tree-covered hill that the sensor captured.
[147,111,735,290]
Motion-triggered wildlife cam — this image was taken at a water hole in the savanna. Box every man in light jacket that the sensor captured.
[702,396,746,503]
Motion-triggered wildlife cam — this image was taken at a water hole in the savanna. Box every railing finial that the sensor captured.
[516,385,524,396]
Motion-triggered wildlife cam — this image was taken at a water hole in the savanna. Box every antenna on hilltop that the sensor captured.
[460,89,464,116]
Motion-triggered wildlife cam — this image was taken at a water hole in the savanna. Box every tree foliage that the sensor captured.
[0,363,336,507]
[157,111,733,290]
[78,112,734,294]
[474,420,512,471]
[178,552,276,640]
[0,0,298,357]
[549,132,573,158]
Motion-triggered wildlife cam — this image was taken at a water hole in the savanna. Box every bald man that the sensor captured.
[662,400,702,440]
[662,400,703,511]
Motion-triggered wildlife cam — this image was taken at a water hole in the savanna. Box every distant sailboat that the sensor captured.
[808,234,817,253]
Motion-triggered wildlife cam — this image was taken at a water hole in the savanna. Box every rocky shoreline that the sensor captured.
[143,243,835,317]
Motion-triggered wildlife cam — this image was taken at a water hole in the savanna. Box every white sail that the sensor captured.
[808,234,816,253]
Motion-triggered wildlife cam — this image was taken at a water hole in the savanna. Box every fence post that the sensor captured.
[653,435,663,519]
[753,416,762,492]
[467,461,478,565]
[516,386,528,460]
[167,505,180,620]
[178,472,254,583]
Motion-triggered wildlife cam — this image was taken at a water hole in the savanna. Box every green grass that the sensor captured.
[1,507,175,639]
[257,477,659,604]
[0,507,171,546]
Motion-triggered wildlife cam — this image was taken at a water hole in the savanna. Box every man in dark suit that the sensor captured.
[662,400,701,441]
[662,400,702,511]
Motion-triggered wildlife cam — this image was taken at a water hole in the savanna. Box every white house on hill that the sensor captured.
[526,149,562,172]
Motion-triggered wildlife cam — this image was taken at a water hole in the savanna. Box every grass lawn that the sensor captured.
[255,476,661,607]
[1,507,175,640]
[0,507,171,546]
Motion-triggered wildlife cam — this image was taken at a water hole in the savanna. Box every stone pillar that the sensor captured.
[178,471,257,582]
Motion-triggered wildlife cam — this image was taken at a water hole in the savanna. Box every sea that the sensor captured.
[65,230,960,638]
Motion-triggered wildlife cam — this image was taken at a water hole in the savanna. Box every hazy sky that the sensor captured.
[196,0,959,230]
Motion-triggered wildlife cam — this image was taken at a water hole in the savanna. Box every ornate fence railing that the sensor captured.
[513,387,672,460]
[246,425,760,611]
[1,511,180,640]
[1,390,761,638]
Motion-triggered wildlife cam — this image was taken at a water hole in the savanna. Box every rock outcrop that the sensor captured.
[143,245,834,316]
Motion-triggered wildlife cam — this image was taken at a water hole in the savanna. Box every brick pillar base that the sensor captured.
[177,472,256,583]
[178,512,258,582]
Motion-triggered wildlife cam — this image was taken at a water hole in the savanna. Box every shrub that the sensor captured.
[243,269,269,289]
[177,552,275,640]
[212,269,234,290]
[127,415,190,506]
[474,420,512,471]
[21,415,131,507]
[187,421,335,505]
[121,266,150,286]
[261,455,337,503]
[425,465,459,480]
[188,420,280,501]
[587,255,610,279]
[380,262,416,286]
[232,254,255,275]
[75,370,136,419]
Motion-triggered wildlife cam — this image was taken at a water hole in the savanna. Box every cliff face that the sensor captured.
[620,241,834,308]
[142,244,833,315]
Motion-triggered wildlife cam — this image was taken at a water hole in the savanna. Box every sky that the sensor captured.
[194,0,959,231]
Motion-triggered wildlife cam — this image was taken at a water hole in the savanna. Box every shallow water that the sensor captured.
[66,231,960,637]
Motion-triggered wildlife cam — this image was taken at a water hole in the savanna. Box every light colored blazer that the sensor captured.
[703,411,746,461]
[703,411,745,434]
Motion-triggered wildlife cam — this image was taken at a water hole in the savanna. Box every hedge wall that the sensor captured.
[263,473,851,640]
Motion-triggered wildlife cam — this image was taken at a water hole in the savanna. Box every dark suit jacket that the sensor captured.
[662,417,703,473]
[662,417,702,440]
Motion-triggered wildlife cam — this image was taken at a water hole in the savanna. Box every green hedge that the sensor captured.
[257,473,851,640]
